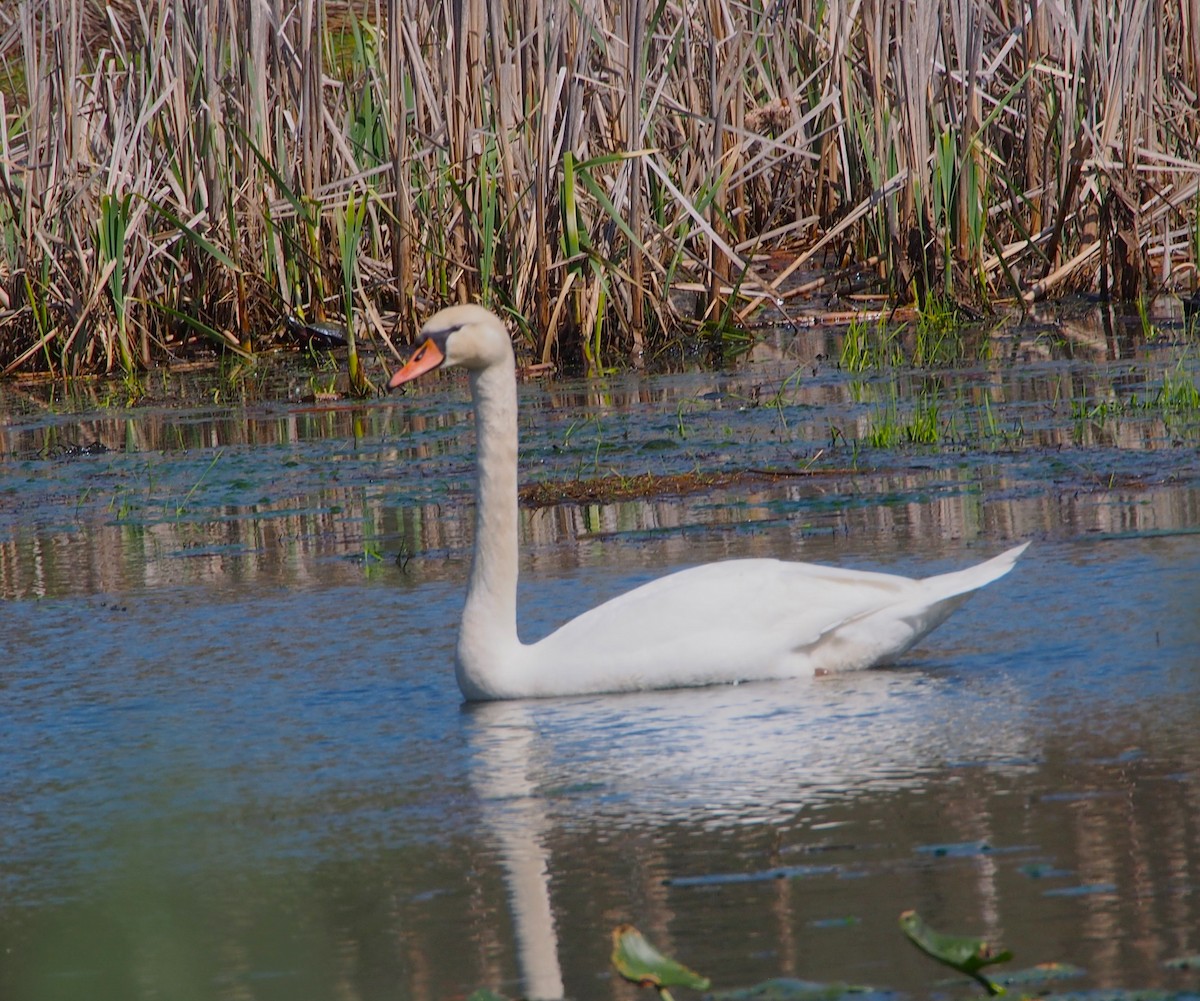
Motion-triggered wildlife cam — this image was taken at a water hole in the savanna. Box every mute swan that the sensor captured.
[389,304,1028,701]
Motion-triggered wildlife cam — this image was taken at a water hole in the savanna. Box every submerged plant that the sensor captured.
[173,449,224,518]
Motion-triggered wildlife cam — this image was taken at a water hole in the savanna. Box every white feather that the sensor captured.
[391,304,1028,701]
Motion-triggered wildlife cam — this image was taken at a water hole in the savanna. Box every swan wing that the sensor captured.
[520,543,1027,697]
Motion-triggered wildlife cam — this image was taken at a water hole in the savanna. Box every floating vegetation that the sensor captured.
[518,469,841,510]
[1042,882,1119,898]
[611,924,711,999]
[1018,862,1075,880]
[899,909,1013,996]
[708,979,897,1001]
[664,863,840,888]
[1027,988,1200,993]
[992,962,1087,987]
[808,917,863,930]
[914,840,994,858]
[600,911,1150,1001]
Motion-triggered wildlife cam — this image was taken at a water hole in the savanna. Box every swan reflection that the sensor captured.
[464,669,1033,997]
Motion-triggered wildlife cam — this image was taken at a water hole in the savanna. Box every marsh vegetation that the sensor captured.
[2,0,1199,377]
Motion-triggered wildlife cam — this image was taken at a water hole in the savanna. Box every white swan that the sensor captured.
[389,304,1028,701]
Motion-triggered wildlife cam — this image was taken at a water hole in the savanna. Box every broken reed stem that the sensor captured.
[1,0,1199,376]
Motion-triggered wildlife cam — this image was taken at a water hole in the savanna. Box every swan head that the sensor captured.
[388,305,512,389]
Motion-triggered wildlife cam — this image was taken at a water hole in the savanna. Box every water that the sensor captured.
[2,305,1200,1000]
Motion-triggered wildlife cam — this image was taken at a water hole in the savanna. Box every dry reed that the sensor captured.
[1,0,1199,376]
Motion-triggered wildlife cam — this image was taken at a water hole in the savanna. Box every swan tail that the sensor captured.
[920,541,1030,600]
[803,542,1029,674]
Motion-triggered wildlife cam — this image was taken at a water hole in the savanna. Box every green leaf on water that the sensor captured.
[465,990,510,1001]
[611,924,710,993]
[899,910,1012,996]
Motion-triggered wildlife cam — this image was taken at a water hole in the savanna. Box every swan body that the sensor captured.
[390,304,1028,701]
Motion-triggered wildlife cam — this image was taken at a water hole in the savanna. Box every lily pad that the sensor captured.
[612,924,711,993]
[898,910,1011,996]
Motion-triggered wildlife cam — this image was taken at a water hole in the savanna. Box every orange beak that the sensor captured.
[388,338,446,390]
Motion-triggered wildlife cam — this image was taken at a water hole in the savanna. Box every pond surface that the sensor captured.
[1,302,1200,1001]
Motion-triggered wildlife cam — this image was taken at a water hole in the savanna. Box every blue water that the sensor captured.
[2,340,1200,999]
[1,532,1198,998]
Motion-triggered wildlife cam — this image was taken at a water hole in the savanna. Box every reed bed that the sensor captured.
[1,0,1199,377]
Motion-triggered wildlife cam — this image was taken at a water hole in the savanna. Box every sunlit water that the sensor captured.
[2,305,1200,1000]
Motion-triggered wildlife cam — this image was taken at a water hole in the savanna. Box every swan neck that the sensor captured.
[460,357,522,669]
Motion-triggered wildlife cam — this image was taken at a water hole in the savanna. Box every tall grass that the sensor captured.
[1,0,1199,376]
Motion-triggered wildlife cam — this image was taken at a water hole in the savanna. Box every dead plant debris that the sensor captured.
[518,467,858,508]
